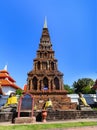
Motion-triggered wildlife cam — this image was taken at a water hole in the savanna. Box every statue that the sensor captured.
[44,98,53,110]
[0,92,18,112]
[78,93,92,110]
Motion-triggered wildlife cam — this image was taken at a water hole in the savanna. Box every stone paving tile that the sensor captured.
[0,118,97,130]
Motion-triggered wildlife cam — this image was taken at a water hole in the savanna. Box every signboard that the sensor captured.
[17,93,34,117]
[21,94,33,110]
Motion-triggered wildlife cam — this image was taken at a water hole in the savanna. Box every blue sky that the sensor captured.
[0,0,96,88]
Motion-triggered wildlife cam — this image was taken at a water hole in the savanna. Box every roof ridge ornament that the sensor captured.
[44,16,47,28]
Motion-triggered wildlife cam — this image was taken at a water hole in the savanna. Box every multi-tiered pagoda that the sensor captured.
[27,19,64,92]
[26,19,77,110]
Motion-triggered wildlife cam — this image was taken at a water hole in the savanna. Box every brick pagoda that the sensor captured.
[26,19,77,110]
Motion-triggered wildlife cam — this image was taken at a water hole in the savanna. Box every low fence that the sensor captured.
[68,94,97,105]
[0,94,97,107]
[1,110,97,122]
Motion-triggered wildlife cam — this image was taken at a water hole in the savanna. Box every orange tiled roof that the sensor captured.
[0,70,15,82]
[0,79,21,89]
[24,84,27,91]
[0,67,22,90]
[0,70,9,74]
[92,80,97,90]
[92,86,97,90]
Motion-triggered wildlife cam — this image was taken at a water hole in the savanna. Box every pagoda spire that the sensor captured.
[4,65,8,71]
[43,17,47,28]
[40,18,52,47]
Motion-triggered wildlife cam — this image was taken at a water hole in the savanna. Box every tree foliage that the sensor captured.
[73,78,95,94]
[64,84,74,94]
[16,89,23,96]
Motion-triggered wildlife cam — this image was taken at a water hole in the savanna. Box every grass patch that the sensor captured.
[92,108,97,111]
[0,121,97,130]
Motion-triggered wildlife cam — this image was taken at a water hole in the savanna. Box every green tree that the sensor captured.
[16,89,23,96]
[73,78,95,94]
[64,84,74,94]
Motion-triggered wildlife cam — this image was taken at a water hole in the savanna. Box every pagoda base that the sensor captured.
[15,117,36,124]
[27,90,77,111]
[29,90,67,95]
[34,110,97,121]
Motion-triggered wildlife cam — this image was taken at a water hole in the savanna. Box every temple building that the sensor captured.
[26,19,77,110]
[0,65,21,95]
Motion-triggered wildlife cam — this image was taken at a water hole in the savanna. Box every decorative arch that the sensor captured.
[51,62,54,70]
[32,77,38,90]
[28,80,31,90]
[45,52,47,57]
[51,80,53,90]
[37,61,40,70]
[40,53,42,58]
[43,77,48,90]
[54,77,59,90]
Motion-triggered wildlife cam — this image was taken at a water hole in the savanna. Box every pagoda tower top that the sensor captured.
[43,17,47,28]
[39,18,52,50]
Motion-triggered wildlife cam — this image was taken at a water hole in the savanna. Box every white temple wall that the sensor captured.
[2,86,16,95]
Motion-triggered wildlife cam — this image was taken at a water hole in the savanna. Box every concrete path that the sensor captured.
[48,126,97,130]
[0,118,97,130]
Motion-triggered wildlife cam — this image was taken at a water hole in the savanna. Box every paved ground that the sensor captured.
[68,126,97,130]
[46,119,97,130]
[0,118,97,130]
[48,126,97,130]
